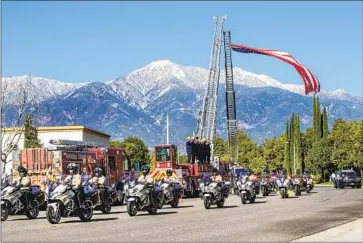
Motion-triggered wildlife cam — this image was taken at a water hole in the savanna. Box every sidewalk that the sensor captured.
[292,218,363,242]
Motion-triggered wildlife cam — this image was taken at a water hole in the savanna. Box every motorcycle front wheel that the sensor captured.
[46,205,61,224]
[170,197,179,208]
[78,201,93,222]
[241,193,247,204]
[1,204,9,221]
[216,199,224,208]
[101,197,112,214]
[204,197,212,209]
[127,201,138,217]
[25,200,39,219]
[147,204,158,215]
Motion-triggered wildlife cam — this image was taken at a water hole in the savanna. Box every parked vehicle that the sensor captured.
[335,170,361,189]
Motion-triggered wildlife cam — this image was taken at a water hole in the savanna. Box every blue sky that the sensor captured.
[2,1,362,96]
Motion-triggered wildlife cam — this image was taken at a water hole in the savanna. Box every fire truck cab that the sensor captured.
[153,144,214,198]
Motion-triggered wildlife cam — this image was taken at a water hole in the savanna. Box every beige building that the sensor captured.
[2,125,111,174]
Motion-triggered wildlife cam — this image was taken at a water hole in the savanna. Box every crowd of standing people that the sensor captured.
[185,137,211,164]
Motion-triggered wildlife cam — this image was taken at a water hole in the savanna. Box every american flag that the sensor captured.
[229,43,320,95]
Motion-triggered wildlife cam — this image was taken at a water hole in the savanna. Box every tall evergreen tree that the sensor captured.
[284,120,291,176]
[322,107,329,139]
[289,113,296,175]
[24,114,42,148]
[314,96,322,141]
[295,114,302,172]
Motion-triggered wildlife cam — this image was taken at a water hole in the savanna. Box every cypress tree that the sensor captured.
[284,120,291,176]
[24,114,42,148]
[322,107,329,139]
[289,113,295,175]
[313,96,322,141]
[295,114,302,172]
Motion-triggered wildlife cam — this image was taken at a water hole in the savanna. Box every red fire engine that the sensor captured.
[153,144,214,198]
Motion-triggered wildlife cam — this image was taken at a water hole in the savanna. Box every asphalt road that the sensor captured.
[1,187,363,242]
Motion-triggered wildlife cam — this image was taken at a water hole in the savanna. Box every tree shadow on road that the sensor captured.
[8,216,46,221]
[136,211,178,217]
[62,217,118,224]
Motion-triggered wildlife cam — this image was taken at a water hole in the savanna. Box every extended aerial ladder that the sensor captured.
[195,16,238,165]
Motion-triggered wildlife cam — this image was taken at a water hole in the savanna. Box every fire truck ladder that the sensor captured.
[49,139,102,149]
[196,16,226,162]
[223,30,238,162]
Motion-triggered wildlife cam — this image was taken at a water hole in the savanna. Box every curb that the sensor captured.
[291,218,363,242]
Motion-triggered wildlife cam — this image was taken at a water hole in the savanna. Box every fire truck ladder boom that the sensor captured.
[49,139,102,148]
[223,30,238,162]
[196,16,226,155]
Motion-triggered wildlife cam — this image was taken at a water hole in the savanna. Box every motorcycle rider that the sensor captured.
[137,164,158,203]
[13,166,31,189]
[164,169,177,183]
[89,167,106,204]
[63,163,82,190]
[210,168,224,196]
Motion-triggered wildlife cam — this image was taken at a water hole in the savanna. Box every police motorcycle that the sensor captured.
[45,174,93,224]
[237,170,257,204]
[276,169,292,199]
[1,167,45,221]
[199,172,231,210]
[302,170,314,193]
[87,168,113,214]
[291,169,303,196]
[125,165,160,217]
[260,173,273,197]
[157,172,182,208]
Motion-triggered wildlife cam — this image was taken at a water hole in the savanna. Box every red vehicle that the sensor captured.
[153,144,214,198]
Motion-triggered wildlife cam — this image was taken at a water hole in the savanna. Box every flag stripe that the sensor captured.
[229,43,320,95]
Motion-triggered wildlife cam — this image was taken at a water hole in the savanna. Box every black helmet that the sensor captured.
[296,169,301,174]
[141,164,150,174]
[67,163,78,172]
[245,169,251,176]
[212,168,218,174]
[94,167,103,175]
[18,166,28,176]
[304,169,310,174]
[166,169,172,176]
[281,168,287,175]
[263,169,269,173]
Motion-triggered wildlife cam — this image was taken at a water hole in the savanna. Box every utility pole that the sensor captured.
[294,144,296,174]
[166,113,170,145]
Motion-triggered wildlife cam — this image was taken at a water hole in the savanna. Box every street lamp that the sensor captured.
[166,107,193,145]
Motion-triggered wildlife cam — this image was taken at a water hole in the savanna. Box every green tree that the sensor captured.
[179,155,188,164]
[237,129,264,170]
[322,107,329,139]
[293,114,303,173]
[313,96,322,141]
[330,119,351,169]
[214,136,229,162]
[305,138,332,181]
[284,120,291,176]
[263,135,285,170]
[24,114,42,148]
[110,140,123,148]
[112,136,151,166]
[301,127,314,171]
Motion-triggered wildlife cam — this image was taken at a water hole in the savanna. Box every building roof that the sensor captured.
[3,125,111,138]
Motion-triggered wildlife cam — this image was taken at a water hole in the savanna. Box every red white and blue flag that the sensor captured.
[229,43,320,95]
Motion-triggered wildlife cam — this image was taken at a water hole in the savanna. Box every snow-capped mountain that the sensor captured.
[3,60,362,151]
